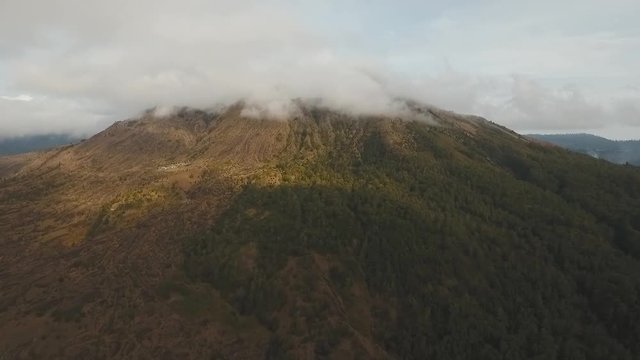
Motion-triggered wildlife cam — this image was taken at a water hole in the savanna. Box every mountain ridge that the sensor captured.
[528,133,640,165]
[0,133,81,156]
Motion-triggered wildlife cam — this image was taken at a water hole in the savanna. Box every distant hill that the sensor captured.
[0,134,81,155]
[528,133,640,165]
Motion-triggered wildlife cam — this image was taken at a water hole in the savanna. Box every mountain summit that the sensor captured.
[1,101,640,359]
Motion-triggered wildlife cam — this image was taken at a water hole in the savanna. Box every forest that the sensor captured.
[184,118,640,359]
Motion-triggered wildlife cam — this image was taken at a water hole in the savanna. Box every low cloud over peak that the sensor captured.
[1,0,639,138]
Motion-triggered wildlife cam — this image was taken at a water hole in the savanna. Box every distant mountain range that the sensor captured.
[0,134,81,155]
[528,133,640,166]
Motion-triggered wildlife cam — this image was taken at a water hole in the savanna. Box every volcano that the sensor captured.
[1,101,640,359]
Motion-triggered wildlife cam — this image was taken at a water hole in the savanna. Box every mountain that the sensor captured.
[528,133,640,166]
[0,134,81,155]
[1,102,640,359]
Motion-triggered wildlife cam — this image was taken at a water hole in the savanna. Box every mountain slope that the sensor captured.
[1,102,640,359]
[528,133,640,165]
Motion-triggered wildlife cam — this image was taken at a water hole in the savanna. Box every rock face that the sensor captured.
[1,101,640,359]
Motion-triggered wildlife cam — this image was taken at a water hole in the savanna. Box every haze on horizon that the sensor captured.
[1,0,639,139]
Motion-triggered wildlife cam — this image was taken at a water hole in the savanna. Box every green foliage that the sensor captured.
[184,120,640,359]
[85,205,110,239]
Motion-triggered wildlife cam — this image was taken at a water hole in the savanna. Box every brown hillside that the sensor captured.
[0,102,432,359]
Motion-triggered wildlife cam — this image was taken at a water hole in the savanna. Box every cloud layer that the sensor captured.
[1,0,639,138]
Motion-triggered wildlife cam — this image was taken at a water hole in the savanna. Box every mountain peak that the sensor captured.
[0,100,526,183]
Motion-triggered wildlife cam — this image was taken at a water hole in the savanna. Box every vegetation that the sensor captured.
[186,118,640,359]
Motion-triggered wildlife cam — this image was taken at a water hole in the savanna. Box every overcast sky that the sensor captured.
[1,0,639,138]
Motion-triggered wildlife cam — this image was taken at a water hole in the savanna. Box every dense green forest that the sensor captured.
[184,115,640,359]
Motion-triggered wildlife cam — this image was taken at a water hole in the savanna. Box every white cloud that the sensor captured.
[0,95,111,137]
[0,94,33,102]
[0,0,639,138]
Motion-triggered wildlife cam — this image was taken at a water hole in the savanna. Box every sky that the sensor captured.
[1,0,639,139]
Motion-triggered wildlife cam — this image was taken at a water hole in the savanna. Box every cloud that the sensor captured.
[0,94,33,102]
[0,0,639,138]
[0,95,111,137]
